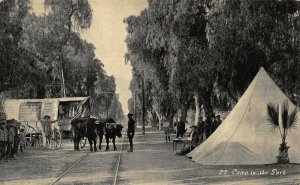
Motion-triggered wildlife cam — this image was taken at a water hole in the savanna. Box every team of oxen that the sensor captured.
[71,117,123,152]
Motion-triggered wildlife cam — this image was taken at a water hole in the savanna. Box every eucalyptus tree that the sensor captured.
[21,0,93,97]
[125,0,216,127]
[125,9,176,129]
[167,0,215,123]
[134,0,214,123]
[0,0,43,97]
[208,0,300,102]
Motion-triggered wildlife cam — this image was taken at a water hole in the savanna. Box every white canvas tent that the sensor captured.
[188,67,300,165]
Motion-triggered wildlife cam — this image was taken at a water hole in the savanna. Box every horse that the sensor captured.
[96,118,123,151]
[70,117,98,152]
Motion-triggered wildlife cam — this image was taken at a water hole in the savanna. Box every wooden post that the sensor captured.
[142,78,145,135]
[134,93,136,120]
[60,60,66,97]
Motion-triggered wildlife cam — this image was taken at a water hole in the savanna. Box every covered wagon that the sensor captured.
[2,96,91,149]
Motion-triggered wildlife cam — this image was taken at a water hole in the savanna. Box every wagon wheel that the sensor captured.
[50,127,62,150]
[23,124,37,148]
[80,138,87,149]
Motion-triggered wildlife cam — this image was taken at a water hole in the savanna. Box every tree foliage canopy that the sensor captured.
[0,0,124,118]
[125,0,300,123]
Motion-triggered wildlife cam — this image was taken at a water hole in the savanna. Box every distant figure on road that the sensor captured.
[163,121,171,143]
[127,113,135,152]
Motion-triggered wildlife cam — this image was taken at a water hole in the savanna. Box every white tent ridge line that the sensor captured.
[188,67,300,165]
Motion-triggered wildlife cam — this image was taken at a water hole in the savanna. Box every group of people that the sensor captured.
[163,119,187,143]
[163,114,222,155]
[184,114,222,154]
[0,119,27,163]
[0,114,60,163]
[195,114,222,142]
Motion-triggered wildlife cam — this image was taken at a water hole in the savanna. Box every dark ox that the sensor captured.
[71,118,123,151]
[71,118,98,151]
[96,118,123,151]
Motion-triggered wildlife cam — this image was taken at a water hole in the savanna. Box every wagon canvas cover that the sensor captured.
[3,97,88,128]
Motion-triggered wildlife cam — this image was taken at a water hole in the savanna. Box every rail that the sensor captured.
[50,131,126,185]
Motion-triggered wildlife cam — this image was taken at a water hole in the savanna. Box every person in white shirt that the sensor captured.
[41,115,58,147]
[164,121,171,143]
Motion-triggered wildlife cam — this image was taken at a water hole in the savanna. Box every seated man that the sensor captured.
[176,125,199,156]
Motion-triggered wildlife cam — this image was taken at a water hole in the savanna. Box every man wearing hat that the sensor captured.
[176,125,199,156]
[127,113,135,152]
[196,116,205,143]
[41,115,59,147]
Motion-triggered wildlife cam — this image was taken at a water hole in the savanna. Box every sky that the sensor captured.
[32,0,148,114]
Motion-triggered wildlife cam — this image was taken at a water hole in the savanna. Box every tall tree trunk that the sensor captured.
[167,115,174,129]
[194,94,200,125]
[180,104,188,122]
[151,111,158,127]
[200,90,213,119]
[156,111,163,130]
[174,112,179,122]
[173,112,179,130]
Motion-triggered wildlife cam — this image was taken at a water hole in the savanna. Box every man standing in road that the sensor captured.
[127,113,135,152]
[41,115,59,148]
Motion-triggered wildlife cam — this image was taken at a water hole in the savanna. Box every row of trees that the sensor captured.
[125,0,300,128]
[0,0,124,120]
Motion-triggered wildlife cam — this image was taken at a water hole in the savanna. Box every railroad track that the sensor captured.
[50,133,126,185]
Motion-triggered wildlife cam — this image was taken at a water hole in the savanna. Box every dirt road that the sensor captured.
[1,127,300,185]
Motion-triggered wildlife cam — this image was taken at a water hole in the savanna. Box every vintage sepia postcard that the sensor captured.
[0,0,300,184]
